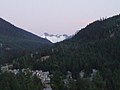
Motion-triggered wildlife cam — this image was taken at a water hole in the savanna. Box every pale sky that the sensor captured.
[0,0,120,36]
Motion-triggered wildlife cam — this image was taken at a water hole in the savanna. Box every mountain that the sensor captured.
[48,15,120,90]
[23,14,120,90]
[0,18,52,64]
[2,14,120,90]
[41,32,69,43]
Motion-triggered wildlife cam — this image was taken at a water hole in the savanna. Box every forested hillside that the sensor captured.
[0,18,52,64]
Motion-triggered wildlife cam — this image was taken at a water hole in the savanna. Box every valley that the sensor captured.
[0,14,120,90]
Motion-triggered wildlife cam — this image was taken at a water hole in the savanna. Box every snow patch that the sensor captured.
[41,33,69,43]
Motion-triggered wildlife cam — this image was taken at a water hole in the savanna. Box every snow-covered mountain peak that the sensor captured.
[41,33,69,43]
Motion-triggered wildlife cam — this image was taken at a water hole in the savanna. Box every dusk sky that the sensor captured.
[0,0,120,36]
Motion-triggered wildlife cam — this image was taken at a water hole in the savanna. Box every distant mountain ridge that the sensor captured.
[41,32,70,43]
